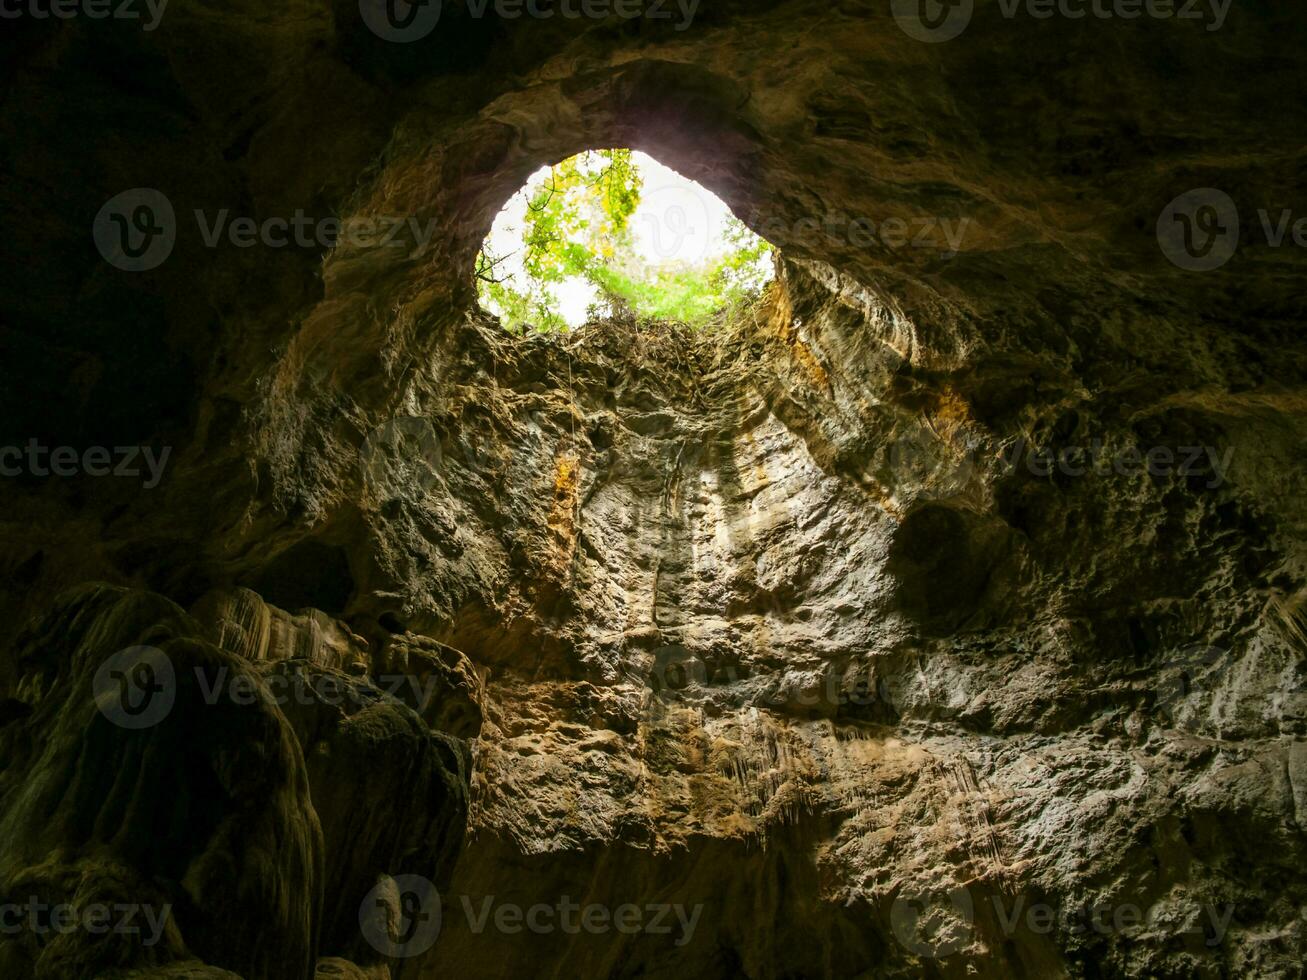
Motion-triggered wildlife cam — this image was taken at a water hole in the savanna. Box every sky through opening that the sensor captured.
[476,149,774,332]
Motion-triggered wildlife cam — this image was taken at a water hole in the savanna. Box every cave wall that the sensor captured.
[2,1,1306,977]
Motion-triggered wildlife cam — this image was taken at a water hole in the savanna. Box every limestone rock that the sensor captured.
[2,1,1307,977]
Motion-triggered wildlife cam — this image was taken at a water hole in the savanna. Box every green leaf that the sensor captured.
[477,149,772,333]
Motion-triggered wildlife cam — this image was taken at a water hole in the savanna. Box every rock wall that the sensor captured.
[2,1,1306,977]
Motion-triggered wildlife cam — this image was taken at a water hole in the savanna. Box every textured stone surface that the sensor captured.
[2,1,1307,977]
[0,584,470,979]
[0,585,323,979]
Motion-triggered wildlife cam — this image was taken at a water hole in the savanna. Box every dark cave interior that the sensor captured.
[1,2,1306,979]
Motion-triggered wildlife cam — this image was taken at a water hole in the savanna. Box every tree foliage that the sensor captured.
[476,149,772,333]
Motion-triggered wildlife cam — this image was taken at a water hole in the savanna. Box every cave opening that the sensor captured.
[6,10,1305,979]
[474,148,776,334]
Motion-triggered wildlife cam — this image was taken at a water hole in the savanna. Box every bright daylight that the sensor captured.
[476,149,774,332]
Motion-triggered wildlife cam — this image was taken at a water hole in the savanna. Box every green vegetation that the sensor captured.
[476,149,773,333]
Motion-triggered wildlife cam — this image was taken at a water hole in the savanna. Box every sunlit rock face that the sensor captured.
[2,1,1307,978]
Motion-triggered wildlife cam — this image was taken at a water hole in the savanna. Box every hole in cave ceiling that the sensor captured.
[474,148,777,334]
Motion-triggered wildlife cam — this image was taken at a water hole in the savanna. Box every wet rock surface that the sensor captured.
[3,1,1307,977]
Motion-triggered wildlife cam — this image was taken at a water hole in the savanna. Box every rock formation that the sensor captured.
[1,1,1305,977]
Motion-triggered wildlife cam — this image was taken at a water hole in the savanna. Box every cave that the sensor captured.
[2,3,1306,979]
